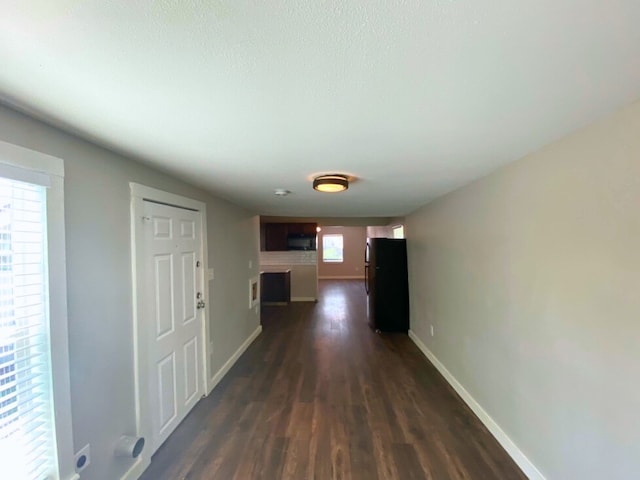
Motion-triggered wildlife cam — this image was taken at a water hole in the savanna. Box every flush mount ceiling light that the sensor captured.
[312,174,349,193]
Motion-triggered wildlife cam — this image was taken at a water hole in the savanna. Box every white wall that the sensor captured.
[0,104,260,480]
[366,224,393,239]
[367,217,405,239]
[406,100,640,479]
[318,226,367,279]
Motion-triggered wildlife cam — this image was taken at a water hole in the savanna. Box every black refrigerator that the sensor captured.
[365,238,409,332]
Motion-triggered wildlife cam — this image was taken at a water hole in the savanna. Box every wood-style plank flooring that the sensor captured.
[140,279,526,480]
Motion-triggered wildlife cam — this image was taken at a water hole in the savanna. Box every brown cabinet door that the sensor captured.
[261,272,291,303]
[302,223,318,235]
[287,223,304,235]
[287,223,317,234]
[264,223,289,251]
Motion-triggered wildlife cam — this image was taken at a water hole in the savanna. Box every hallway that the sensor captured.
[140,280,526,479]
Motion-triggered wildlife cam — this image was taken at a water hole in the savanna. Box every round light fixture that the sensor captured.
[313,174,349,193]
[274,189,291,197]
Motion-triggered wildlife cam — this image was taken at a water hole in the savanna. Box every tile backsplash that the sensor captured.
[260,251,317,265]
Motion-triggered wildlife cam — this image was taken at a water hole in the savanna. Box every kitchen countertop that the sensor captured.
[260,267,292,274]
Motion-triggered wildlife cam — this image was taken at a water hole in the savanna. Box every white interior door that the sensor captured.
[143,200,204,452]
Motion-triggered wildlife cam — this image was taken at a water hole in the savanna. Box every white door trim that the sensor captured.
[129,183,210,473]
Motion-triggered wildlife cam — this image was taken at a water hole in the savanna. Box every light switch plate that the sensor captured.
[207,268,214,281]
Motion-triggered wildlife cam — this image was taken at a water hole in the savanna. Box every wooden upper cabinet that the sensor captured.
[264,223,289,251]
[288,222,317,235]
[262,222,318,251]
[302,223,318,235]
[286,223,304,235]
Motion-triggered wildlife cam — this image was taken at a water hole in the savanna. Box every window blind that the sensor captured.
[0,177,57,480]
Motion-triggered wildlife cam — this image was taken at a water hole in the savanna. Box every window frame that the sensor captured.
[392,225,405,239]
[0,140,77,480]
[322,233,344,263]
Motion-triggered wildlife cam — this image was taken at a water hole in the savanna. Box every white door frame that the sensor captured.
[128,183,210,476]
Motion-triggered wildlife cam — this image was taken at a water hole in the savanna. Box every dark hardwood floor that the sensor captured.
[140,279,526,480]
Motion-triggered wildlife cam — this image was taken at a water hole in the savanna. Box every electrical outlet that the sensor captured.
[249,260,253,269]
[430,325,434,337]
[75,444,91,473]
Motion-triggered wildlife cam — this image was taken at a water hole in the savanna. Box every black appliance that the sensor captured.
[287,233,316,251]
[365,238,409,332]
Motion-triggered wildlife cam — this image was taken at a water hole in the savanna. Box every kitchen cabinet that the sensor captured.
[261,271,291,304]
[262,222,317,251]
[264,223,289,251]
[286,223,318,235]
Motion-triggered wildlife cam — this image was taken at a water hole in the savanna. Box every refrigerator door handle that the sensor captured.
[364,264,369,294]
[364,242,370,294]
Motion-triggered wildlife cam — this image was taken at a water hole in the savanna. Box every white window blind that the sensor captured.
[0,177,58,480]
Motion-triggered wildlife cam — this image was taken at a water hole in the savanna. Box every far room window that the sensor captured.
[392,225,404,239]
[322,234,344,263]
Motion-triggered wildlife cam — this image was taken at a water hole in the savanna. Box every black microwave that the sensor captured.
[287,233,316,251]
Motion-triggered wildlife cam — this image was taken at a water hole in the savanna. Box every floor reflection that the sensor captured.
[320,284,348,322]
[261,279,367,336]
[315,279,368,337]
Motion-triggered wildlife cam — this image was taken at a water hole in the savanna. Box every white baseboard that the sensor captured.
[119,457,149,480]
[318,275,365,280]
[123,327,262,480]
[291,296,317,302]
[207,325,262,394]
[408,330,545,480]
